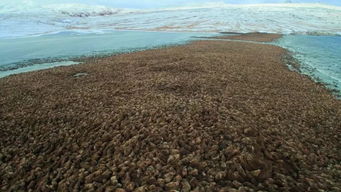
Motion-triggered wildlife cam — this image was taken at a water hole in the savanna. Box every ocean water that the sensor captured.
[0,2,341,96]
[276,35,341,96]
[0,30,218,77]
[1,31,340,98]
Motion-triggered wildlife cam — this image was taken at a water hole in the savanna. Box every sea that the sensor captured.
[0,2,340,96]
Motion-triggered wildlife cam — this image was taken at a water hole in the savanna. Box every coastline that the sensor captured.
[213,32,283,42]
[1,34,340,191]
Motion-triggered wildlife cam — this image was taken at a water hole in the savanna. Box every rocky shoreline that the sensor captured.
[0,34,340,191]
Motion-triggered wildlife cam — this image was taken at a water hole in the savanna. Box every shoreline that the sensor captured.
[213,32,283,42]
[1,34,340,191]
[2,32,339,99]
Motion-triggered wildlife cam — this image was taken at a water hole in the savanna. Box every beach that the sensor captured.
[0,34,340,191]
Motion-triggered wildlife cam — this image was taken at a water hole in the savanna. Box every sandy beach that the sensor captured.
[0,34,340,191]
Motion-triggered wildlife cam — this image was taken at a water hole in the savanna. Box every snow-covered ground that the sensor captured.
[1,3,341,38]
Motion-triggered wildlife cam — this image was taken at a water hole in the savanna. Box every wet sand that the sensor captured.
[0,34,340,191]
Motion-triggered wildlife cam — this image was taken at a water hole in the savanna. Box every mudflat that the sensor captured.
[1,35,340,191]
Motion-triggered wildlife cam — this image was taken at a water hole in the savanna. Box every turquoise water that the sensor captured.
[1,31,340,98]
[276,35,341,96]
[0,30,217,77]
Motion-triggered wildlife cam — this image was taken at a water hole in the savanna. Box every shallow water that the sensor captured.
[0,30,217,77]
[276,35,341,96]
[0,30,340,98]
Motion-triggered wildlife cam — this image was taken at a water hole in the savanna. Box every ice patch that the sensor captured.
[1,3,340,38]
[0,61,79,78]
